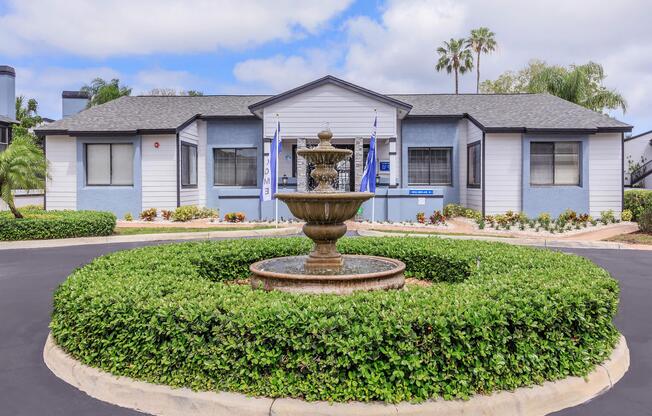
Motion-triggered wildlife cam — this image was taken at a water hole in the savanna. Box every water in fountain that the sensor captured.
[249,129,405,294]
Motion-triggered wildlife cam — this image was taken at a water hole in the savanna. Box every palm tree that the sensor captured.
[15,95,42,129]
[466,27,496,93]
[528,61,627,113]
[81,78,131,107]
[436,38,474,94]
[0,132,48,218]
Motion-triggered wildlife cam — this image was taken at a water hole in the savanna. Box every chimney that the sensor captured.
[62,90,90,118]
[0,65,16,121]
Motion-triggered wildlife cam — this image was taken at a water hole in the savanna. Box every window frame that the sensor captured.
[0,126,8,144]
[213,147,258,187]
[85,143,134,187]
[407,146,453,186]
[467,141,481,188]
[529,141,581,187]
[180,141,198,189]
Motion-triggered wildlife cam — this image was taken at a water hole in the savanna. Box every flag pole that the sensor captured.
[274,114,279,228]
[372,109,376,223]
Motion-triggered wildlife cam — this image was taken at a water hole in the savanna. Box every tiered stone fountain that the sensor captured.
[250,129,405,294]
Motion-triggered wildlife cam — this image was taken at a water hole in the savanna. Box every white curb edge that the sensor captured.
[356,229,652,251]
[0,227,301,250]
[44,333,628,416]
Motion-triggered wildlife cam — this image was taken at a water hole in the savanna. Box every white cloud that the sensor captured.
[15,66,120,119]
[232,0,652,132]
[0,0,353,57]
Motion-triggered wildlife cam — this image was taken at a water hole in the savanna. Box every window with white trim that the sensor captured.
[181,142,198,187]
[467,141,481,187]
[213,148,257,186]
[86,143,134,186]
[408,147,452,185]
[530,142,580,186]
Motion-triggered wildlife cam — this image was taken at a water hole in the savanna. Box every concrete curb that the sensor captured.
[357,229,652,251]
[0,227,301,250]
[44,333,628,416]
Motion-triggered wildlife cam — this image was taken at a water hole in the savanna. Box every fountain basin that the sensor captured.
[250,255,405,294]
[276,192,372,223]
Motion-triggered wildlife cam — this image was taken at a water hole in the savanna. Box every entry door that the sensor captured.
[306,144,355,192]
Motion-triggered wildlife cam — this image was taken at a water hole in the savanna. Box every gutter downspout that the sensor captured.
[481,131,486,217]
[176,133,181,208]
[621,132,625,214]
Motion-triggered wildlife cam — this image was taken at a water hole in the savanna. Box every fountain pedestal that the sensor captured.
[249,129,405,294]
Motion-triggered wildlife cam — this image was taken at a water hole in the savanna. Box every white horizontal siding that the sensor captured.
[179,121,199,207]
[263,83,397,139]
[45,135,76,210]
[142,134,177,212]
[484,133,521,215]
[589,133,622,217]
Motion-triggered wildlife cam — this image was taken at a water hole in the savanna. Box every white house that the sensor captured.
[34,75,632,221]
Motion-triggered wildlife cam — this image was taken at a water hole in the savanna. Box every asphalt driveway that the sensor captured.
[0,240,650,416]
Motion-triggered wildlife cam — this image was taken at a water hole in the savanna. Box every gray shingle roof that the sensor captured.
[36,91,631,135]
[388,93,631,132]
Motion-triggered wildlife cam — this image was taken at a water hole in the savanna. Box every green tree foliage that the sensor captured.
[15,95,42,129]
[0,132,48,218]
[436,38,473,94]
[147,88,204,96]
[81,78,132,107]
[466,27,497,93]
[481,60,627,113]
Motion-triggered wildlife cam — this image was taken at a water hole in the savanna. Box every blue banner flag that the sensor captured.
[359,116,377,193]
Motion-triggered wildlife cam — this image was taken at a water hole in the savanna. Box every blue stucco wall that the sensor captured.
[521,135,589,217]
[206,118,266,220]
[76,136,142,218]
[400,118,460,206]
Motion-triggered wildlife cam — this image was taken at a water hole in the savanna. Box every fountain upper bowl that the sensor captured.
[276,192,373,223]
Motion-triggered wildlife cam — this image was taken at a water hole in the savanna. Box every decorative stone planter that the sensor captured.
[44,333,629,416]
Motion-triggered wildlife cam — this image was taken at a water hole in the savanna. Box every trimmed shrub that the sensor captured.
[428,210,446,225]
[123,212,133,221]
[139,208,157,221]
[224,212,245,222]
[51,237,619,403]
[0,210,116,240]
[171,205,218,222]
[639,206,652,233]
[624,189,652,221]
[443,203,481,220]
[621,209,633,222]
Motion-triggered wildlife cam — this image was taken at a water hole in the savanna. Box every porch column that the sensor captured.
[389,137,397,187]
[354,137,364,192]
[296,138,308,192]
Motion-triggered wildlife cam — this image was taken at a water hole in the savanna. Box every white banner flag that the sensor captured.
[261,152,272,201]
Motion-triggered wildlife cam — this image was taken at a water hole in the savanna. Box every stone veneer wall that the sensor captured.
[296,138,307,192]
[354,137,364,191]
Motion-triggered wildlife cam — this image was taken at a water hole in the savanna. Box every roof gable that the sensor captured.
[248,75,412,117]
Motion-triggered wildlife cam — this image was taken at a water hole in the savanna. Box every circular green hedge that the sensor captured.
[0,209,116,240]
[51,237,619,403]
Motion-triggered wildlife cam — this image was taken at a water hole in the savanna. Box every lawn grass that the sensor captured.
[605,231,652,245]
[114,225,275,235]
[369,228,515,238]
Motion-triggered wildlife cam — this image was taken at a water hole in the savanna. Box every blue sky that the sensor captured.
[1,0,650,134]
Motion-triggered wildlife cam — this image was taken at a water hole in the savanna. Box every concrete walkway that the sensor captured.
[0,226,300,250]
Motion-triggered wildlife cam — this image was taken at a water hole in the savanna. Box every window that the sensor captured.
[291,144,297,178]
[408,147,452,185]
[86,143,133,186]
[467,141,481,187]
[0,127,8,152]
[530,141,580,186]
[213,148,257,186]
[181,142,197,187]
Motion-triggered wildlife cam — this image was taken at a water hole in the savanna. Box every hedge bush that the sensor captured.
[51,237,620,403]
[0,209,116,240]
[624,189,652,221]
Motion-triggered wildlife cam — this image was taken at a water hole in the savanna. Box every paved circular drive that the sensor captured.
[0,238,650,415]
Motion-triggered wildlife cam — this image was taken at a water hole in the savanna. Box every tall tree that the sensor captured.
[436,38,473,94]
[466,27,497,93]
[481,60,627,113]
[81,78,131,107]
[15,95,42,129]
[0,132,47,218]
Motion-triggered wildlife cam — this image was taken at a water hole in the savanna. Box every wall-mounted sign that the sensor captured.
[379,161,390,171]
[417,197,425,205]
[409,189,434,195]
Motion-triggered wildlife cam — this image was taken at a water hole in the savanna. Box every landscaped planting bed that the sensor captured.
[0,209,116,241]
[51,237,620,403]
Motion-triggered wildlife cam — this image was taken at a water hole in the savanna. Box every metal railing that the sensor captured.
[628,159,652,186]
